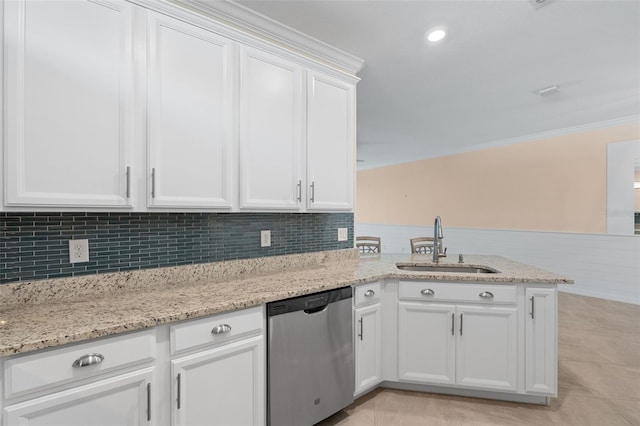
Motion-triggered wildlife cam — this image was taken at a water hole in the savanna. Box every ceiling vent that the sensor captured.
[529,0,553,9]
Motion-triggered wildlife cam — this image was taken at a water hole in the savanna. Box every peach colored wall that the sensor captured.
[356,122,640,234]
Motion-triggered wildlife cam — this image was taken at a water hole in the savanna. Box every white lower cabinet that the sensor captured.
[1,308,266,426]
[353,282,383,396]
[525,287,557,396]
[354,303,382,395]
[397,281,519,393]
[455,305,518,391]
[398,302,456,385]
[171,336,264,426]
[4,369,154,426]
[169,306,265,426]
[2,329,157,426]
[398,302,518,391]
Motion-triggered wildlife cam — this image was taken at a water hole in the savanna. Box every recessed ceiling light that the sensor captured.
[534,85,560,96]
[426,29,446,42]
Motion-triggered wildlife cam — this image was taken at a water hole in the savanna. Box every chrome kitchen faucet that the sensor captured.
[433,216,447,262]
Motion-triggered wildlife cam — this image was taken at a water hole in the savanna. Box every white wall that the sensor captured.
[356,223,640,305]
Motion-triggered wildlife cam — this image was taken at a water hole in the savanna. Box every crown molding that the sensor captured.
[166,0,364,76]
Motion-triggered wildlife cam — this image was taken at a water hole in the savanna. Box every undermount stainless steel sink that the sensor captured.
[395,263,499,274]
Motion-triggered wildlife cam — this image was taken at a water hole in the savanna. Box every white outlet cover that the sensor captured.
[338,228,348,241]
[69,239,89,263]
[261,230,271,247]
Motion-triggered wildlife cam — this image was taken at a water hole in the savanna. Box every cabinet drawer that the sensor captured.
[354,281,382,307]
[4,329,156,399]
[398,281,516,304]
[170,306,264,355]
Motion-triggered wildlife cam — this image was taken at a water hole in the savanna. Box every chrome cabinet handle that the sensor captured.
[459,313,463,336]
[147,383,151,421]
[421,288,435,296]
[364,289,375,297]
[479,291,494,299]
[211,324,232,335]
[451,313,455,336]
[297,180,302,202]
[72,353,104,368]
[125,166,131,198]
[177,373,182,410]
[358,317,363,341]
[310,181,315,203]
[151,168,156,198]
[530,296,535,319]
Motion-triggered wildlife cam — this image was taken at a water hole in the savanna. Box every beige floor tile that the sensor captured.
[558,359,640,400]
[558,330,640,367]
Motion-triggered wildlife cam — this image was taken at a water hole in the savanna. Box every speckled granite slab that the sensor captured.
[0,251,572,356]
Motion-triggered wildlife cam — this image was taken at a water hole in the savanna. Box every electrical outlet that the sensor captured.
[261,230,271,247]
[69,239,89,263]
[337,228,348,241]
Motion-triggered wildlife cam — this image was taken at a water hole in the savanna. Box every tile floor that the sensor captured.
[319,292,640,425]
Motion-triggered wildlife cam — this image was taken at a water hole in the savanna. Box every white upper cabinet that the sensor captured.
[2,0,361,212]
[239,47,304,210]
[306,71,355,211]
[146,11,235,209]
[4,0,134,207]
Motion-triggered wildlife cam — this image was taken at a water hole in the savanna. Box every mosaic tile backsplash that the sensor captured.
[0,212,353,284]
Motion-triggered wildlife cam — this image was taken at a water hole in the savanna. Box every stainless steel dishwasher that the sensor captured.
[267,287,354,426]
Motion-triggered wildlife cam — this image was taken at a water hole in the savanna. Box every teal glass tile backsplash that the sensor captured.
[0,212,353,284]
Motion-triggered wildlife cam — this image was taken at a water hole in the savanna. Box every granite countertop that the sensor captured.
[0,251,573,356]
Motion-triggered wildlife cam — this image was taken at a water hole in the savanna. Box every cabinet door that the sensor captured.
[172,336,264,426]
[239,47,303,209]
[4,0,134,207]
[3,369,153,426]
[354,303,382,395]
[147,11,234,208]
[398,302,455,385]
[456,306,518,391]
[525,287,557,396]
[306,71,355,211]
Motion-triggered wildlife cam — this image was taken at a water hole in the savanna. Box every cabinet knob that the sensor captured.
[364,289,375,297]
[420,288,435,296]
[72,353,104,368]
[479,291,494,299]
[211,324,232,335]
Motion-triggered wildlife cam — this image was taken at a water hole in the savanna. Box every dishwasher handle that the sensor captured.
[304,304,329,315]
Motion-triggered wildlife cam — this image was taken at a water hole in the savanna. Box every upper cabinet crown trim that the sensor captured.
[135,0,364,77]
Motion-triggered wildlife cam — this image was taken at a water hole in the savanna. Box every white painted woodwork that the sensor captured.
[169,305,263,355]
[398,281,517,304]
[4,329,156,399]
[147,11,234,208]
[398,302,456,385]
[354,303,382,395]
[525,287,558,396]
[239,46,304,209]
[306,71,355,211]
[3,368,153,426]
[456,306,518,391]
[172,335,265,426]
[354,281,381,306]
[4,0,134,207]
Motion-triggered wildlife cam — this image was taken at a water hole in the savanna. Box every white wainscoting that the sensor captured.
[356,223,640,305]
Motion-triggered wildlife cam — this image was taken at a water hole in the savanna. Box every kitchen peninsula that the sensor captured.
[0,250,571,425]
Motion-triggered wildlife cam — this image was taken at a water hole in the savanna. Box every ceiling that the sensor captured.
[235,0,640,170]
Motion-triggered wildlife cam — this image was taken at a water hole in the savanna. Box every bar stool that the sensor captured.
[356,236,381,253]
[410,237,435,254]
